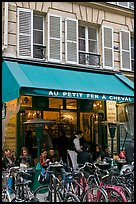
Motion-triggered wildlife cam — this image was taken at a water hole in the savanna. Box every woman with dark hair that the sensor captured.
[92,144,103,162]
[17,147,33,167]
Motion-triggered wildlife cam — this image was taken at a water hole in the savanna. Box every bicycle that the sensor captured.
[86,162,129,202]
[71,163,108,202]
[34,162,80,202]
[2,166,39,202]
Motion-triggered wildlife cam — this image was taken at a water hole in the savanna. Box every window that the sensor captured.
[117,2,134,10]
[78,25,100,66]
[33,15,45,59]
[120,30,131,70]
[131,36,134,71]
[107,2,134,10]
[102,26,114,68]
[17,8,45,59]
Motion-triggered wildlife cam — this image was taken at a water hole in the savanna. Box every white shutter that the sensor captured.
[48,14,62,62]
[65,18,78,64]
[102,26,114,68]
[120,30,131,70]
[17,8,33,58]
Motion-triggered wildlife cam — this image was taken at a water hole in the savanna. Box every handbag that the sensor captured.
[38,167,47,184]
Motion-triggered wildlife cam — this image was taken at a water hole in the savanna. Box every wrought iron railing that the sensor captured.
[79,52,101,66]
[33,44,46,59]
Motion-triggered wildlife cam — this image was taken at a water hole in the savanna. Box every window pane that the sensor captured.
[66,99,77,109]
[33,30,43,44]
[49,98,63,109]
[118,2,128,7]
[33,15,43,30]
[131,48,134,59]
[88,40,97,53]
[78,26,85,38]
[79,52,86,65]
[88,28,97,40]
[79,39,85,51]
[131,37,134,47]
[33,45,44,59]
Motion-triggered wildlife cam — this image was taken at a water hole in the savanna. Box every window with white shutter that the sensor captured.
[48,14,62,62]
[120,30,131,70]
[102,26,114,68]
[65,18,78,64]
[17,8,33,58]
[17,8,45,59]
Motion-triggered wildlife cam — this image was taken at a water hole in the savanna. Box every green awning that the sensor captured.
[2,60,134,103]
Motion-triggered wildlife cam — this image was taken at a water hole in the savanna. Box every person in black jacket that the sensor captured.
[77,143,92,165]
[2,149,16,170]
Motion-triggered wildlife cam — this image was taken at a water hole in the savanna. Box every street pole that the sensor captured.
[35,124,43,170]
[108,125,116,158]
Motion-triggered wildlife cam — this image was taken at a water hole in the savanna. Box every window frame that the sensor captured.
[78,24,99,66]
[17,8,45,60]
[33,14,45,60]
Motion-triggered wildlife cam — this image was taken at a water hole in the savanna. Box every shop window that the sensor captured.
[49,98,63,109]
[66,99,77,109]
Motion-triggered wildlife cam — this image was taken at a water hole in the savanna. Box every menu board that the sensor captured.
[106,101,117,122]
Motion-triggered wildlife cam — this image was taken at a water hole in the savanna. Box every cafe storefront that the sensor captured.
[2,59,134,157]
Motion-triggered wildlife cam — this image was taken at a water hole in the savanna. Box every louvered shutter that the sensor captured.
[120,30,131,70]
[48,14,62,62]
[17,8,32,57]
[65,18,78,64]
[102,26,114,68]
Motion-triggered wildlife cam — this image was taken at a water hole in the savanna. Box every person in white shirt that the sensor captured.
[67,130,83,170]
[73,130,84,152]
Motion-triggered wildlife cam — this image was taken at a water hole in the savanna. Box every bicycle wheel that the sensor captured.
[106,187,127,202]
[33,185,49,202]
[64,192,81,202]
[82,186,108,202]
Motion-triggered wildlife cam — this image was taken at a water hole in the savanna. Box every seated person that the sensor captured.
[102,145,111,162]
[47,148,60,163]
[39,148,50,168]
[17,147,33,167]
[92,144,103,162]
[2,149,16,169]
[77,143,92,165]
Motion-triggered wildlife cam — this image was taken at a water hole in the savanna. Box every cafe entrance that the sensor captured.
[19,96,106,158]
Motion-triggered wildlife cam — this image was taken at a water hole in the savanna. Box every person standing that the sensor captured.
[67,130,83,169]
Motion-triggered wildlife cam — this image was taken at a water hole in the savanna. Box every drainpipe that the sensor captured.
[2,2,8,52]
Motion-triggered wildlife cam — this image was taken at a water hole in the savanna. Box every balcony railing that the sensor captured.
[79,52,101,66]
[33,44,46,60]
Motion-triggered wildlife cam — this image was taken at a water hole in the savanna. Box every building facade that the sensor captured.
[2,2,134,158]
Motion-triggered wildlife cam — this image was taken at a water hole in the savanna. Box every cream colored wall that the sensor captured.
[2,2,134,75]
